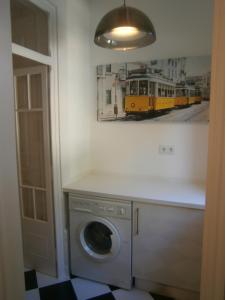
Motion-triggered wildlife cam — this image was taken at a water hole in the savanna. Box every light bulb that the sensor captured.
[104,26,145,42]
[112,26,139,37]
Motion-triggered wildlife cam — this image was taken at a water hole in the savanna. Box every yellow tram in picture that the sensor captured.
[175,87,189,107]
[190,88,202,104]
[175,86,202,107]
[125,75,176,117]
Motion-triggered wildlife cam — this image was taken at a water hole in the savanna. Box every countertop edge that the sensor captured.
[63,187,205,210]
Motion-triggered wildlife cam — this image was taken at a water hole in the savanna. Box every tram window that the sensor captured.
[159,84,163,97]
[150,82,155,96]
[176,89,183,97]
[158,88,161,97]
[178,89,185,96]
[164,86,167,97]
[139,80,148,95]
[130,80,138,95]
[165,88,168,97]
[106,90,112,104]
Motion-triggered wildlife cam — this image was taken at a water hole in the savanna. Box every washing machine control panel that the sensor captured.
[69,194,131,219]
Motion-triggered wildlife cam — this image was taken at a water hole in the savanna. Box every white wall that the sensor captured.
[92,122,208,180]
[55,0,93,186]
[0,0,24,299]
[90,0,213,181]
[49,0,93,276]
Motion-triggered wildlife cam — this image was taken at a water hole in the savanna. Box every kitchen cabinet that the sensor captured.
[63,173,205,293]
[132,202,204,291]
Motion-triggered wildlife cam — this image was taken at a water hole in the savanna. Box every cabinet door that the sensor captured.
[133,202,204,291]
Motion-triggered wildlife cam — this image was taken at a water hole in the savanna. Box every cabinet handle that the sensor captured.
[136,208,139,235]
[72,208,92,213]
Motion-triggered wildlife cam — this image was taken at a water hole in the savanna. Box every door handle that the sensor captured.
[72,208,92,213]
[134,207,139,236]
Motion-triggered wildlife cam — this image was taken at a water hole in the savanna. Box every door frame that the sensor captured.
[12,0,66,280]
[0,0,25,299]
[200,0,225,299]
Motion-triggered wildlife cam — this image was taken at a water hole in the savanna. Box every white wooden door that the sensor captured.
[133,202,204,291]
[14,66,56,276]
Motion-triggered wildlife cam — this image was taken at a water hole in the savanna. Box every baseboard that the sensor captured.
[135,278,200,300]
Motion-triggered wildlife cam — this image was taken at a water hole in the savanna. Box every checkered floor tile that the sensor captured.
[24,270,173,300]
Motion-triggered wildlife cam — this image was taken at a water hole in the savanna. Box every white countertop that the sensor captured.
[63,173,206,210]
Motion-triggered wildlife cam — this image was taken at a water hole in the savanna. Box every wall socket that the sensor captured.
[159,144,175,155]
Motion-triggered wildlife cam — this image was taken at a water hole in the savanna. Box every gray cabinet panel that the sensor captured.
[133,203,203,291]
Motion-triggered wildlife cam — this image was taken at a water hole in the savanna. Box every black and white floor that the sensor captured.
[25,270,173,300]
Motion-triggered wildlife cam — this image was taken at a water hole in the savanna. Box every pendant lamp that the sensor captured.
[94,0,156,51]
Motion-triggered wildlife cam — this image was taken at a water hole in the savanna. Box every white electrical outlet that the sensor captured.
[168,145,175,154]
[159,145,175,155]
[159,145,167,154]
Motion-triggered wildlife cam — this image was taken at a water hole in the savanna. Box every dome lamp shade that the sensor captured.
[94,1,156,51]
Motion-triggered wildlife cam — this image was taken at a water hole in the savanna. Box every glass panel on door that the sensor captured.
[16,75,28,109]
[10,0,49,55]
[22,187,34,219]
[35,190,48,222]
[18,111,46,188]
[30,74,42,108]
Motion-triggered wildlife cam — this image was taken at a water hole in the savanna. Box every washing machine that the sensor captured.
[69,193,132,289]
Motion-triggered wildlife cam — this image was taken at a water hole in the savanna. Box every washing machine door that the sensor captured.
[79,217,121,262]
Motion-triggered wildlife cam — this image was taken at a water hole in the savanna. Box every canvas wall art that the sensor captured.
[97,56,211,122]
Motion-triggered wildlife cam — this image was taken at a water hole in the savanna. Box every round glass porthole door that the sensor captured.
[79,218,120,261]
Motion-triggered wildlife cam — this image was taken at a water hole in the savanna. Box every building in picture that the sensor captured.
[97,64,126,120]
